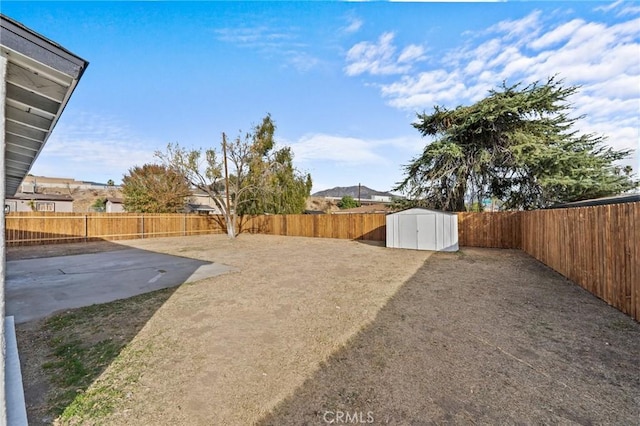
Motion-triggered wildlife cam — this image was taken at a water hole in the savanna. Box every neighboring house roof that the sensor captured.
[8,192,72,201]
[105,200,219,211]
[19,175,118,192]
[548,193,640,209]
[1,14,89,196]
[185,203,218,212]
[22,176,79,185]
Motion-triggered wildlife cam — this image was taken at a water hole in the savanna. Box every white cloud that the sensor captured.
[595,0,624,13]
[284,51,321,72]
[595,0,640,17]
[486,45,522,70]
[345,32,425,76]
[528,19,584,50]
[344,17,363,34]
[390,0,502,2]
[585,73,640,101]
[472,38,503,62]
[33,112,156,182]
[571,94,639,124]
[579,118,639,173]
[398,44,426,63]
[487,10,542,43]
[214,26,291,46]
[215,25,320,72]
[289,134,387,165]
[351,10,640,173]
[381,70,467,109]
[618,5,640,16]
[288,133,423,166]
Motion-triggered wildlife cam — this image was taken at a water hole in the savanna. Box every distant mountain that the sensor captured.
[312,185,394,199]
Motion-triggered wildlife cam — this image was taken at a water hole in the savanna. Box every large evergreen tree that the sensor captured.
[396,78,637,211]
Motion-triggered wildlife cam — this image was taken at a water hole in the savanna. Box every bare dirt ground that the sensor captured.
[305,196,339,213]
[12,235,640,425]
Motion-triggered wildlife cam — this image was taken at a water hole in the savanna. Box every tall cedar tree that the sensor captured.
[122,164,191,213]
[395,77,637,211]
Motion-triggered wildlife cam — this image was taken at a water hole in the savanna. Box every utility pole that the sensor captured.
[358,183,361,205]
[222,133,232,237]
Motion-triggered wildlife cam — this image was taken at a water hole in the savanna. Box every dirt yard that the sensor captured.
[12,234,640,425]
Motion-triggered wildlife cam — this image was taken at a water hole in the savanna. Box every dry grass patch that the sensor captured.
[17,287,176,424]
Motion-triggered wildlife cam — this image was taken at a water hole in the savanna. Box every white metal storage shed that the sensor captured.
[386,208,459,251]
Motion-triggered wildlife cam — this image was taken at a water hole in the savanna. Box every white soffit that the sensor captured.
[1,14,88,196]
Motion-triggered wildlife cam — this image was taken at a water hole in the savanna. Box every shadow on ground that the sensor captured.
[6,238,130,261]
[10,240,217,424]
[258,248,640,425]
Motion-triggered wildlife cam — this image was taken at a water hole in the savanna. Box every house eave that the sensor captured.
[1,14,89,196]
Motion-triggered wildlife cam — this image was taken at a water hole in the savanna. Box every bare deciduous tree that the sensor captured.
[157,115,311,238]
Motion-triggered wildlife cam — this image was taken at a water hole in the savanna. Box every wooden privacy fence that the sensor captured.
[4,213,228,245]
[521,202,639,322]
[4,212,386,246]
[240,214,386,241]
[5,204,638,320]
[458,204,639,321]
[457,212,522,249]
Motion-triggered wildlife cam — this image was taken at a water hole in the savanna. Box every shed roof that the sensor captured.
[1,14,89,196]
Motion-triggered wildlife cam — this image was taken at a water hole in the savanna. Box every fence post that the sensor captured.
[183,213,186,237]
[84,214,88,242]
[141,214,145,239]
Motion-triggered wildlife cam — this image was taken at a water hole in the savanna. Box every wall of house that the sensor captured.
[5,198,73,213]
[0,52,8,424]
[190,194,216,206]
[189,194,222,214]
[106,201,124,213]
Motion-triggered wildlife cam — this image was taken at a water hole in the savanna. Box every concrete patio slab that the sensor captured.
[6,248,234,323]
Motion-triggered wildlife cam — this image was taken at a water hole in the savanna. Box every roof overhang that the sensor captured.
[1,14,88,196]
[547,193,640,209]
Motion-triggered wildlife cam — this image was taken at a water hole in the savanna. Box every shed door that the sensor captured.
[398,215,418,249]
[417,213,436,250]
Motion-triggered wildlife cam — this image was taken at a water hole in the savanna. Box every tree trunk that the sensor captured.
[452,174,467,212]
[226,217,235,238]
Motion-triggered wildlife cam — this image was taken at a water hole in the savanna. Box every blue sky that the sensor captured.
[3,1,639,193]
